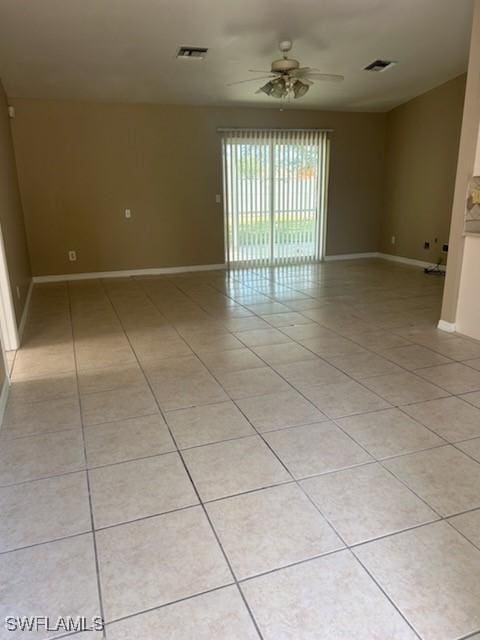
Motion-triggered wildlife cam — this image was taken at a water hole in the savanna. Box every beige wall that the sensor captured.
[0,80,31,325]
[10,99,386,276]
[380,74,466,263]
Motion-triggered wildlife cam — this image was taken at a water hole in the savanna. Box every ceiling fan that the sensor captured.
[228,40,344,100]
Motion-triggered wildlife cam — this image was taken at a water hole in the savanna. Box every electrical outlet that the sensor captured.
[442,243,449,252]
[215,194,222,204]
[68,250,77,262]
[125,209,132,218]
[391,236,396,245]
[424,241,430,250]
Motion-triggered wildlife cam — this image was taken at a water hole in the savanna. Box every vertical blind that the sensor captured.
[221,128,330,267]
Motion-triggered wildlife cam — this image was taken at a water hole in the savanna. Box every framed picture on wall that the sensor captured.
[465,176,480,234]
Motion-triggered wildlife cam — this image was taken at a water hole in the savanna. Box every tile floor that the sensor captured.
[2,259,480,639]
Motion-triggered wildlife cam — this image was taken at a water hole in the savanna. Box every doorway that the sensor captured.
[221,128,330,266]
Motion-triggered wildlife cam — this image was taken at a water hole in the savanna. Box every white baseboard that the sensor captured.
[0,376,10,426]
[324,252,380,261]
[437,319,456,333]
[378,252,446,271]
[17,278,33,344]
[33,263,227,283]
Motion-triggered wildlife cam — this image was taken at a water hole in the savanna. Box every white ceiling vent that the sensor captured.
[364,59,397,72]
[176,46,208,60]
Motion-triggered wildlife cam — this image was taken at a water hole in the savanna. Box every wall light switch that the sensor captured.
[125,209,132,218]
[68,250,77,262]
[15,285,20,300]
[215,194,222,204]
[391,236,396,245]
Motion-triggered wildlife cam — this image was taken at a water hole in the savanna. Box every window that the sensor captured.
[221,128,330,266]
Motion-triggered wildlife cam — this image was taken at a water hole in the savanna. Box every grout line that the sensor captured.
[66,281,108,640]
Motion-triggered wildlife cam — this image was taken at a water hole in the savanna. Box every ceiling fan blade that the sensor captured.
[227,76,275,86]
[305,72,344,82]
[290,67,312,75]
[248,69,274,73]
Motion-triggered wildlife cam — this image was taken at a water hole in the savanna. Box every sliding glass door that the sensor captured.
[221,129,330,266]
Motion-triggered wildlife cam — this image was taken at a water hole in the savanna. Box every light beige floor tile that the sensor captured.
[402,396,480,442]
[416,362,480,394]
[131,335,192,362]
[261,311,312,327]
[466,357,480,371]
[299,335,366,358]
[244,302,292,315]
[183,435,291,501]
[336,408,443,459]
[184,332,244,354]
[78,362,145,395]
[218,367,291,400]
[273,358,348,387]
[325,351,403,378]
[197,348,264,375]
[302,380,391,418]
[380,344,452,370]
[0,472,91,552]
[429,337,480,361]
[242,551,417,640]
[456,437,480,463]
[280,323,334,341]
[361,371,449,405]
[251,342,317,366]
[75,340,136,370]
[234,328,291,347]
[448,509,480,548]
[8,371,77,404]
[2,395,81,439]
[461,390,480,408]
[264,422,372,479]
[384,445,480,516]
[80,383,158,425]
[152,372,229,410]
[355,521,480,640]
[143,355,207,383]
[165,401,254,449]
[301,463,437,545]
[12,345,76,379]
[96,507,232,621]
[236,389,326,432]
[90,452,198,528]
[0,430,85,485]
[85,414,174,467]
[348,330,412,351]
[107,586,259,640]
[223,316,269,332]
[207,484,343,579]
[0,534,100,640]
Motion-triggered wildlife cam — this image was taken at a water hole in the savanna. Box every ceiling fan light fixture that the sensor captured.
[293,79,309,99]
[270,77,286,98]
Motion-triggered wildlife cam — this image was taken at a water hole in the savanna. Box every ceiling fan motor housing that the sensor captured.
[271,58,300,73]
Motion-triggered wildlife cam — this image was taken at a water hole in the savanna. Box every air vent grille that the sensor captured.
[364,59,396,72]
[176,46,208,59]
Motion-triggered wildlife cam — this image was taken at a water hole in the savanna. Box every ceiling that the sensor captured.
[0,0,473,111]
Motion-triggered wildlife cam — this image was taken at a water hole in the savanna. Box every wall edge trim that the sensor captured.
[324,252,380,261]
[437,319,457,333]
[0,376,10,426]
[32,263,227,283]
[17,278,33,344]
[378,252,447,271]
